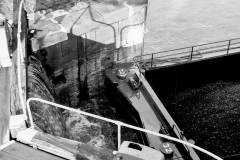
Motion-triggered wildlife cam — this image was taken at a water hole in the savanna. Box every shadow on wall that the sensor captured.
[27,35,137,151]
[41,32,118,108]
[27,54,119,151]
[40,5,145,106]
[27,0,147,108]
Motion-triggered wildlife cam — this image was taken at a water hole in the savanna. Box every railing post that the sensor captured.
[151,54,153,68]
[227,40,231,55]
[117,124,121,150]
[190,46,194,60]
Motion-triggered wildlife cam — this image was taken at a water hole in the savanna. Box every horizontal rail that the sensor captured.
[26,97,223,160]
[141,38,240,57]
[134,38,240,69]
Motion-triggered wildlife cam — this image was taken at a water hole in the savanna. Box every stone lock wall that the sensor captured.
[24,1,148,104]
[24,1,148,151]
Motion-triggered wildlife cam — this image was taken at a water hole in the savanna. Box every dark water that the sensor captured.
[145,54,240,159]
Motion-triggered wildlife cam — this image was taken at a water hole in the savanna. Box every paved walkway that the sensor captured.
[0,141,65,160]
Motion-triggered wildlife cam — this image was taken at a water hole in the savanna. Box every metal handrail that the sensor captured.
[133,38,240,69]
[82,4,148,63]
[26,97,223,160]
[17,0,27,120]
